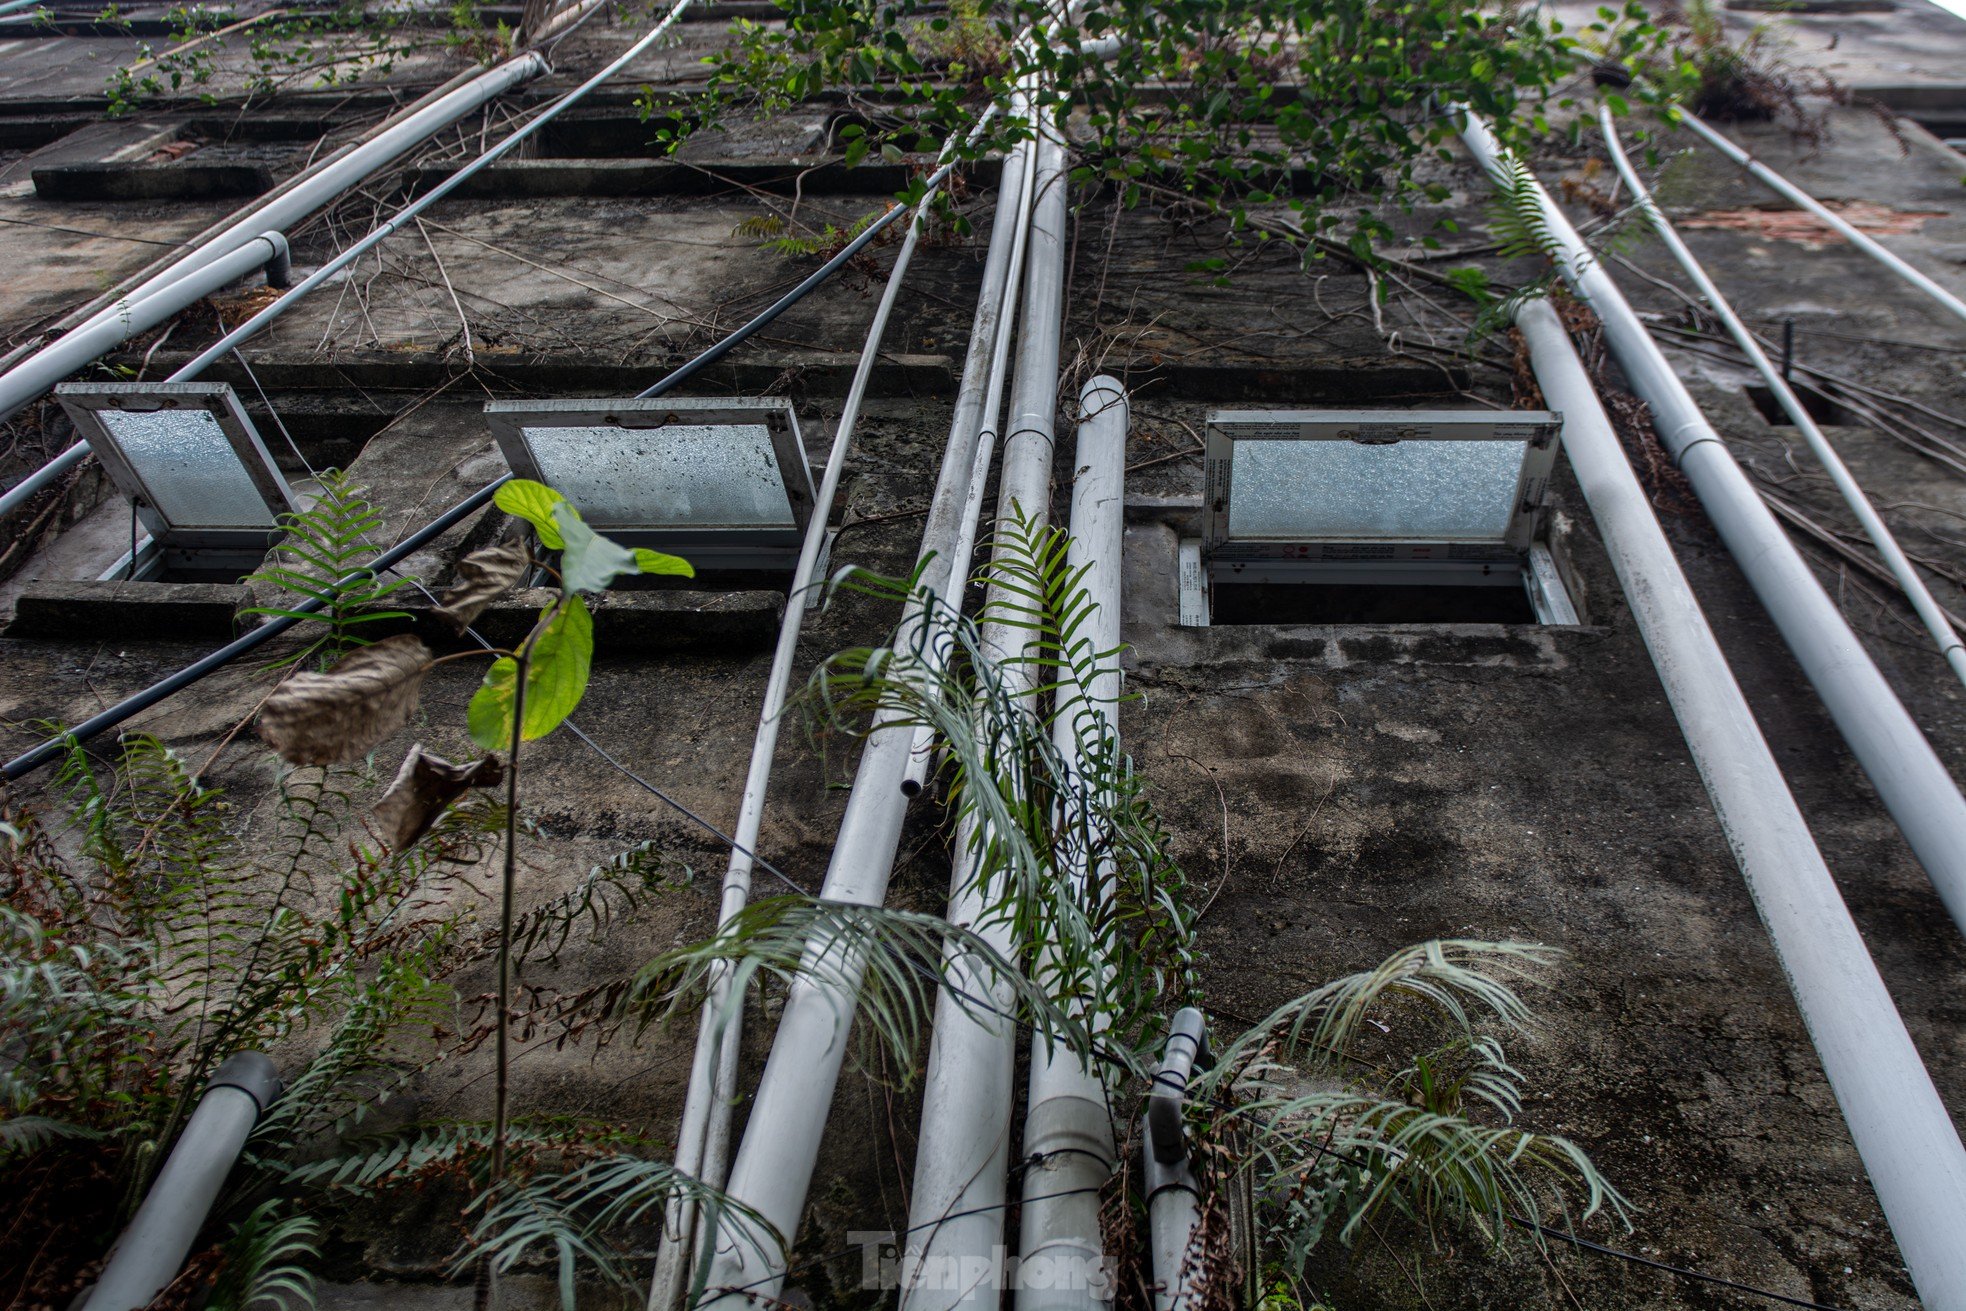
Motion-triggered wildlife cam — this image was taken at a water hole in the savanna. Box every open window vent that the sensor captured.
[485,397,816,580]
[56,381,296,583]
[1182,409,1577,626]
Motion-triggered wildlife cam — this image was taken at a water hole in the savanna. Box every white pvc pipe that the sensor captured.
[171,0,706,382]
[1458,109,1966,941]
[1599,109,1966,688]
[1674,109,1966,329]
[893,108,1067,1311]
[644,112,1007,1311]
[692,141,1054,1311]
[900,81,1044,799]
[1517,296,1966,1311]
[0,232,288,519]
[1143,1010,1205,1311]
[1014,370,1126,1311]
[81,1053,281,1311]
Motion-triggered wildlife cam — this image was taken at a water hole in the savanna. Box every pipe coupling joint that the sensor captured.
[207,1051,282,1113]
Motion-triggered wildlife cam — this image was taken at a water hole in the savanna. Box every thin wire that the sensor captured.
[216,310,317,479]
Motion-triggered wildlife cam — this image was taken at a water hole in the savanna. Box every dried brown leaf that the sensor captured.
[375,743,505,850]
[258,634,433,765]
[435,543,529,633]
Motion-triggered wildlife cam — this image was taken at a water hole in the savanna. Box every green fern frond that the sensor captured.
[207,1200,320,1311]
[243,469,411,670]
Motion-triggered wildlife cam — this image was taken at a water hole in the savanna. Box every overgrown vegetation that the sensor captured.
[2,476,1624,1307]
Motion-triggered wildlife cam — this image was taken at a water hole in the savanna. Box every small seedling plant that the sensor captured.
[255,478,690,1212]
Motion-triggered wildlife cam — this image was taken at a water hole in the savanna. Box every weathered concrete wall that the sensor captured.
[5,4,1966,1309]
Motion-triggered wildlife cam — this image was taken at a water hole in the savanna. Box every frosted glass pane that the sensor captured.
[521,424,793,529]
[97,408,275,530]
[1228,439,1527,541]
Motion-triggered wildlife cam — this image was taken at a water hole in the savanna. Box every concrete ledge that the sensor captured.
[7,579,250,640]
[6,580,783,653]
[409,588,784,655]
[32,161,274,202]
[124,350,958,398]
[401,156,995,199]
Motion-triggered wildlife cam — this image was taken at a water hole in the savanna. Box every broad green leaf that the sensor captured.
[554,503,638,594]
[467,597,594,750]
[634,548,695,578]
[495,480,570,550]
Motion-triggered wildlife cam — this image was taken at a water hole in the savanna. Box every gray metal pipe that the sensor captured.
[1674,110,1966,329]
[692,131,1060,1311]
[893,114,1066,1311]
[87,53,548,326]
[645,112,1011,1311]
[1015,367,1126,1311]
[1598,108,1966,689]
[81,1052,282,1311]
[0,233,289,520]
[1143,1009,1205,1311]
[1458,109,1966,940]
[1517,295,1966,1311]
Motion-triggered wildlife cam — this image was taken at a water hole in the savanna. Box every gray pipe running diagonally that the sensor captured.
[1673,109,1966,329]
[1014,372,1127,1311]
[643,109,1014,1311]
[0,53,546,428]
[0,51,548,514]
[1516,295,1966,1311]
[1598,108,1966,688]
[1457,109,1966,940]
[80,1053,282,1311]
[0,233,289,520]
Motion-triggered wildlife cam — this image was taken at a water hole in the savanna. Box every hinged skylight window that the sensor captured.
[485,397,814,573]
[1184,409,1572,626]
[56,381,297,583]
[1203,410,1560,559]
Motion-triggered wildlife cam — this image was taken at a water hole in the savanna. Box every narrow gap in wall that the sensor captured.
[1744,383,1857,427]
[1208,581,1537,625]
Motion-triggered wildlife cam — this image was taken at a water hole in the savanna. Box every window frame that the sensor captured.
[484,397,815,571]
[1201,409,1562,559]
[56,381,296,581]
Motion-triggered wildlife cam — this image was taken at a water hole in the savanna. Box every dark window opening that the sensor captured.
[1745,383,1857,427]
[1208,579,1537,626]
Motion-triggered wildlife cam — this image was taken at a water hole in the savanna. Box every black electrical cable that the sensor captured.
[0,193,953,784]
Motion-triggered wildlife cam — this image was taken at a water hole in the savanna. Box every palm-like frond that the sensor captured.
[462,1155,778,1311]
[625,896,1096,1078]
[1243,1086,1627,1254]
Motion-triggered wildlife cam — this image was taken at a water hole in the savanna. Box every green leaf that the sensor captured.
[467,598,595,750]
[495,480,570,550]
[634,548,695,578]
[554,504,638,595]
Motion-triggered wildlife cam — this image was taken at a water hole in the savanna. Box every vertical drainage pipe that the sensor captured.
[691,127,1066,1311]
[1143,1009,1206,1311]
[1598,108,1966,688]
[1014,371,1126,1311]
[1458,109,1966,939]
[1517,295,1966,1311]
[644,118,1020,1311]
[893,118,1072,1311]
[0,232,290,519]
[80,1053,282,1311]
[1674,109,1966,329]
